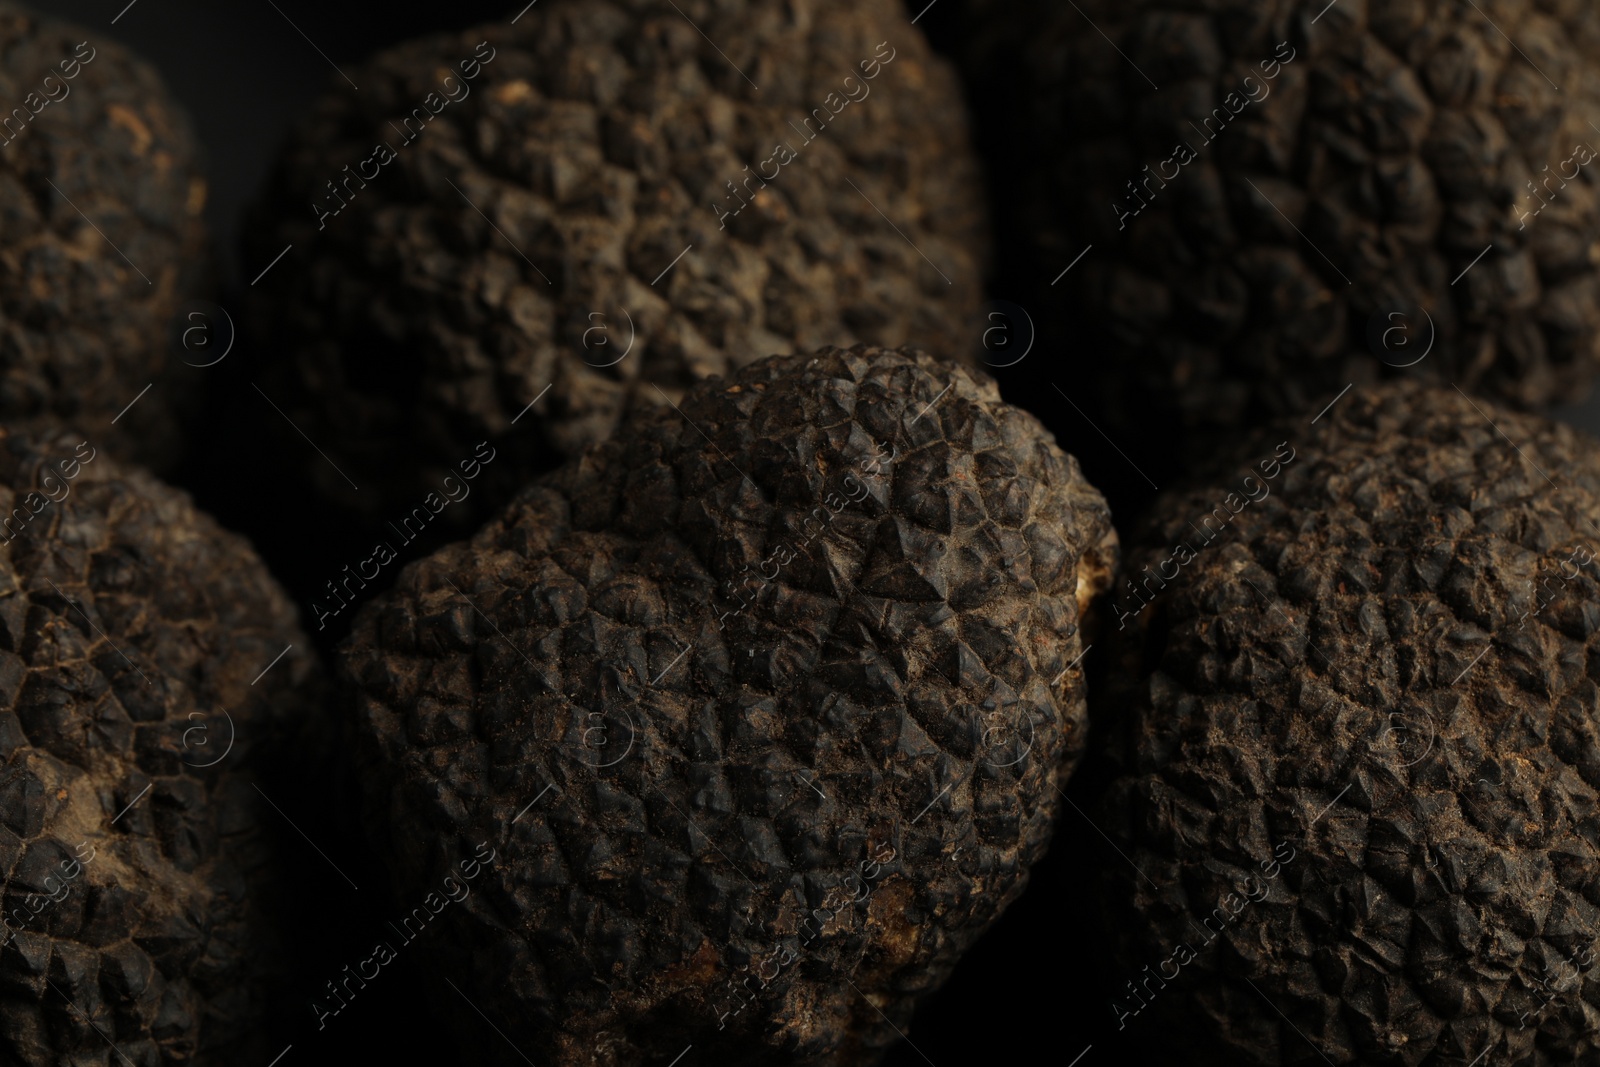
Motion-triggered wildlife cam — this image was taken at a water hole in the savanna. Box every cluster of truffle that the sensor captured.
[7,0,1600,1064]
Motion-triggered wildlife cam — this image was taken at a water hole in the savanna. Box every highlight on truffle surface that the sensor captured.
[1099,382,1600,1066]
[339,345,1115,1065]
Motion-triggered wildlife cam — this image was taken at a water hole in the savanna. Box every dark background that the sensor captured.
[42,1,1600,1065]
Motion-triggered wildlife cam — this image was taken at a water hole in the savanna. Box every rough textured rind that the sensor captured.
[243,0,990,528]
[1101,382,1600,1065]
[341,346,1114,1065]
[0,3,208,471]
[0,429,313,1065]
[960,0,1600,464]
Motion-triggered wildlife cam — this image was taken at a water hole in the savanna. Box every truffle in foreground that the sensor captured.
[341,346,1115,1065]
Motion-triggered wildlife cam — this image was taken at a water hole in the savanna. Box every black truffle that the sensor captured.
[1100,382,1600,1065]
[340,346,1115,1065]
[0,3,209,471]
[0,429,312,1065]
[243,0,991,528]
[960,0,1600,472]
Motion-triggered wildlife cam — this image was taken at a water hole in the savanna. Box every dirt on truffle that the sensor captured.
[340,346,1115,1066]
[0,3,209,472]
[1100,381,1600,1066]
[243,0,991,531]
[0,429,313,1066]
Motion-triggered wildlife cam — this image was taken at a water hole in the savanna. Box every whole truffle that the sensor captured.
[1100,382,1600,1065]
[340,346,1115,1065]
[0,4,209,471]
[0,430,312,1064]
[960,0,1600,472]
[243,0,990,527]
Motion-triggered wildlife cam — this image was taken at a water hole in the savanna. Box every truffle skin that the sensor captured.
[960,0,1600,466]
[341,346,1115,1065]
[0,3,208,471]
[0,430,312,1065]
[243,0,990,527]
[1100,382,1600,1065]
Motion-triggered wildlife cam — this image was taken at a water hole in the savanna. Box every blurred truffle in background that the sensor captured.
[0,2,209,473]
[241,0,991,532]
[958,0,1600,481]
